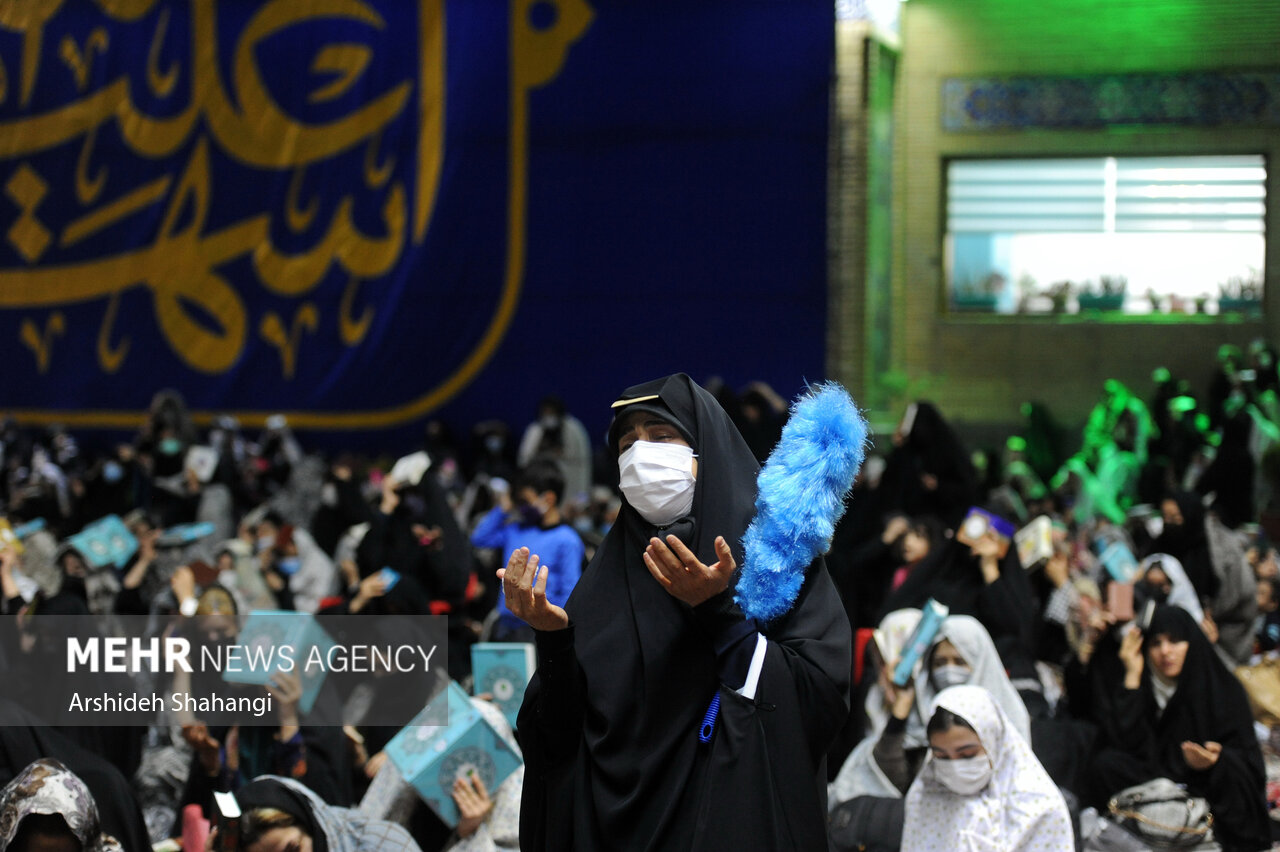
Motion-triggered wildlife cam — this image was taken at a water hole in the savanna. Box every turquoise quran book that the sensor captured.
[221,610,335,715]
[470,642,535,729]
[65,515,137,570]
[386,681,522,827]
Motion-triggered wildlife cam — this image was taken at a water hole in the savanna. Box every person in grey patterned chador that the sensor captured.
[0,758,124,852]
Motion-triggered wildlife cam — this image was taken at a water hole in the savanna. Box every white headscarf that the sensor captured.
[1139,553,1204,623]
[902,686,1072,852]
[864,608,924,734]
[915,615,1031,745]
[830,612,1032,805]
[829,609,923,804]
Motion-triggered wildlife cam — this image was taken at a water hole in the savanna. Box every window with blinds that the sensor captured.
[944,156,1266,316]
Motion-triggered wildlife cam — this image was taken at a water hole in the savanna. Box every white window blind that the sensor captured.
[948,155,1265,235]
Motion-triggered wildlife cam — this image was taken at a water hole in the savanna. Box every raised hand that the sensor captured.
[497,547,569,631]
[266,670,302,733]
[1118,624,1145,689]
[350,571,389,613]
[452,773,494,838]
[181,723,222,776]
[881,515,910,545]
[365,750,389,780]
[886,675,916,721]
[643,534,736,607]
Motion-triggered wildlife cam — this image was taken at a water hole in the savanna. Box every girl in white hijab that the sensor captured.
[831,613,1029,803]
[829,609,922,803]
[914,615,1030,744]
[902,685,1072,852]
[1138,553,1204,623]
[863,608,924,735]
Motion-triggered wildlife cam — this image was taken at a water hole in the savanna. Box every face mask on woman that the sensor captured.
[1138,583,1170,607]
[933,754,993,795]
[932,664,972,690]
[618,441,696,527]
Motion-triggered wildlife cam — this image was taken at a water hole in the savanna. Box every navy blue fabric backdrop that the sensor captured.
[0,0,830,449]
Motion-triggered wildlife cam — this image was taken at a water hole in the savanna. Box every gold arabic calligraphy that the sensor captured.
[0,0,437,375]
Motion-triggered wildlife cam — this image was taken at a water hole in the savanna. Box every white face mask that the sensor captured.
[932,664,972,690]
[933,754,993,795]
[618,441,696,527]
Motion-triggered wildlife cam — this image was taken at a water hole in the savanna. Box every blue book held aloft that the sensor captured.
[470,642,535,730]
[386,681,523,828]
[65,515,137,570]
[222,610,335,715]
[157,521,217,548]
[891,598,949,687]
[1097,540,1139,584]
[13,518,45,540]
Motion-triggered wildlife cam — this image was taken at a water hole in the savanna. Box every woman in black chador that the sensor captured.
[505,374,851,851]
[1090,606,1269,851]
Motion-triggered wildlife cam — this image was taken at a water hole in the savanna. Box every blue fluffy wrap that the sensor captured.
[734,382,869,622]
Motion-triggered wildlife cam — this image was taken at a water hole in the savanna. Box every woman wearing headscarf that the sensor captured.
[507,374,852,851]
[234,775,420,852]
[901,685,1072,852]
[1090,606,1269,851]
[1197,404,1257,530]
[1154,492,1258,664]
[170,598,352,838]
[835,515,941,633]
[1152,492,1219,602]
[832,614,1030,804]
[829,609,923,804]
[879,521,1037,652]
[878,402,979,528]
[1136,553,1204,623]
[0,706,150,852]
[0,759,123,852]
[361,696,523,852]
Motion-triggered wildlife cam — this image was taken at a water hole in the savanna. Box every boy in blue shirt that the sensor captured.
[472,459,585,642]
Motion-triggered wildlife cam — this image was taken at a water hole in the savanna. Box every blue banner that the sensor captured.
[0,1,831,445]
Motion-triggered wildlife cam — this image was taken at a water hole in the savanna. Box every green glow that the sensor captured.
[914,0,1251,73]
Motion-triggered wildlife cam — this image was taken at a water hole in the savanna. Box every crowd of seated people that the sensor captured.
[2,345,1279,851]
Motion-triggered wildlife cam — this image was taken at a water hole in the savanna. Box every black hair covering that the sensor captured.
[236,778,328,852]
[1152,492,1219,601]
[518,374,852,850]
[1196,412,1256,530]
[878,534,1037,649]
[879,401,978,526]
[1141,606,1268,849]
[0,701,150,852]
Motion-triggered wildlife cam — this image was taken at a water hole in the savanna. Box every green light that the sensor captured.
[1168,396,1197,414]
[1007,436,1027,452]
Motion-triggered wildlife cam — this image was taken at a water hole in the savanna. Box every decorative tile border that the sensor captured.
[942,72,1280,131]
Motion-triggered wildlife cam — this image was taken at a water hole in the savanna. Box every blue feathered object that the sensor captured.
[734,382,869,622]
